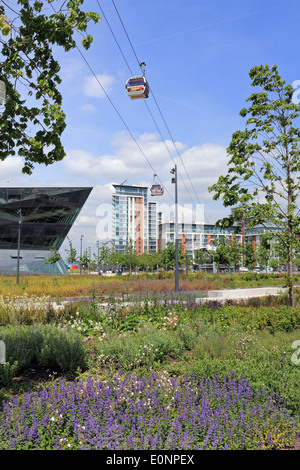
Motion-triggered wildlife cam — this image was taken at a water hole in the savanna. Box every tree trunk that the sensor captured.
[288,236,294,307]
[285,140,295,308]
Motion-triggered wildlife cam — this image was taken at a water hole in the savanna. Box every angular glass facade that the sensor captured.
[0,187,92,275]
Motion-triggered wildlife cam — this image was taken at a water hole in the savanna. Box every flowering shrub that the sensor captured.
[162,310,178,329]
[57,312,106,340]
[93,323,185,371]
[0,371,297,450]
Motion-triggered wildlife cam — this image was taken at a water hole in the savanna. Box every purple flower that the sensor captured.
[0,371,297,450]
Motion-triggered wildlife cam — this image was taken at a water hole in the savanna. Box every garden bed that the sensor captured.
[0,277,299,450]
[0,271,290,299]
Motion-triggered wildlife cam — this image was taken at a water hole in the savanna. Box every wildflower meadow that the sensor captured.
[0,272,299,451]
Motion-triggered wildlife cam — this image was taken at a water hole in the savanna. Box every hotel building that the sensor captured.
[112,184,158,255]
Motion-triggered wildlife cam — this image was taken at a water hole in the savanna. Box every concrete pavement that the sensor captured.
[195,285,287,303]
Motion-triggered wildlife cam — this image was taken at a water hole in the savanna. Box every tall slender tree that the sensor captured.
[45,248,61,274]
[65,237,77,265]
[209,65,300,306]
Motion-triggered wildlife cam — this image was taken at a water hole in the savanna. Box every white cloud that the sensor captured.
[175,143,229,198]
[61,58,85,83]
[83,73,115,98]
[81,103,97,113]
[0,156,24,181]
[58,134,230,249]
[62,148,142,181]
[61,135,229,202]
[180,143,228,175]
[111,131,184,166]
[62,132,178,182]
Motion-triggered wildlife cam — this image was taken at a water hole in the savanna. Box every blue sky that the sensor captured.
[2,0,300,256]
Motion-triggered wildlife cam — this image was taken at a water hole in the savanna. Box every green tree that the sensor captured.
[243,241,256,270]
[108,249,126,269]
[77,249,90,272]
[209,65,300,306]
[94,241,112,269]
[124,239,138,272]
[0,0,100,173]
[212,237,242,272]
[269,258,279,271]
[136,251,162,272]
[161,242,185,269]
[64,237,77,265]
[293,255,300,271]
[149,251,162,271]
[45,248,61,274]
[256,233,273,272]
[194,249,207,266]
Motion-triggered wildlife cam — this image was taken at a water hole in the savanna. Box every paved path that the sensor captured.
[47,285,291,310]
[196,285,288,303]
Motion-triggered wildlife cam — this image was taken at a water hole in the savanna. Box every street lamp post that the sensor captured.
[16,209,23,285]
[96,240,99,274]
[171,165,179,293]
[80,234,84,275]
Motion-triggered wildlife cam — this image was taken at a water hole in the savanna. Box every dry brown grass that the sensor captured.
[0,274,220,299]
[0,271,286,299]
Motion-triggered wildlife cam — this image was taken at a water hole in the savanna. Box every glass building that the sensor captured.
[0,187,92,275]
[112,184,158,255]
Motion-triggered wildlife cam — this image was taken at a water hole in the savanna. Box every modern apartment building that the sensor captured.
[112,184,282,262]
[158,219,242,259]
[112,184,158,255]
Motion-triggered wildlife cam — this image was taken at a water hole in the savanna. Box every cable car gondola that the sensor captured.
[125,62,150,100]
[150,174,164,196]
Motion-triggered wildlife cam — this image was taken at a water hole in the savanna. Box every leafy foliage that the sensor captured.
[211,237,243,269]
[0,289,300,449]
[209,64,300,305]
[0,0,100,173]
[0,323,86,384]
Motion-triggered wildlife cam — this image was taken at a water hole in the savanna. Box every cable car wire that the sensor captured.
[75,44,174,202]
[48,2,174,203]
[111,0,210,224]
[97,2,175,164]
[96,0,192,220]
[98,0,201,223]
[109,0,197,205]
